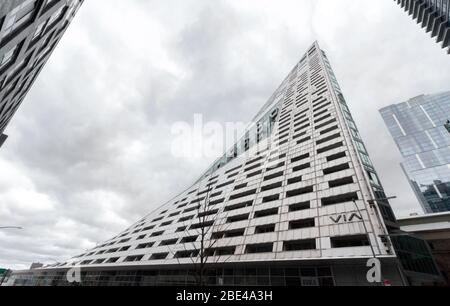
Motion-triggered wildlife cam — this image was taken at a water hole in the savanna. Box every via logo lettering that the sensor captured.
[366,258,382,284]
[66,266,81,284]
[330,213,363,224]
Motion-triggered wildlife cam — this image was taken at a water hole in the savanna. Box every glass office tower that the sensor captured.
[380,92,450,214]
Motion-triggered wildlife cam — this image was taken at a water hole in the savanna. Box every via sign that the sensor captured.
[330,213,363,224]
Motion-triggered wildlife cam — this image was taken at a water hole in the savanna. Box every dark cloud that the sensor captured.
[1,0,449,269]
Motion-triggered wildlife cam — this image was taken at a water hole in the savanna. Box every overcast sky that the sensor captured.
[1,0,450,270]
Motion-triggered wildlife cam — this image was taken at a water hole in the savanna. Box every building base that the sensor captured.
[6,258,409,286]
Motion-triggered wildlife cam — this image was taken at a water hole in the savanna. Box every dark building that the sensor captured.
[394,0,450,54]
[398,212,450,285]
[0,268,12,286]
[0,132,7,148]
[0,0,83,148]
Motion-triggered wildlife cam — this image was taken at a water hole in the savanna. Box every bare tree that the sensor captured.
[168,176,235,286]
[189,181,231,286]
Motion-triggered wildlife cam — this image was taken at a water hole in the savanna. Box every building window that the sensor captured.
[183,206,197,214]
[3,54,30,87]
[287,175,303,185]
[0,44,20,70]
[159,239,178,246]
[326,151,346,162]
[150,231,164,237]
[321,192,358,206]
[179,215,194,222]
[190,220,214,229]
[286,186,314,198]
[316,133,341,145]
[205,247,236,257]
[289,218,315,230]
[136,243,154,249]
[255,224,275,234]
[323,163,350,175]
[31,20,48,40]
[0,0,38,42]
[229,189,257,200]
[44,0,60,9]
[247,170,262,178]
[175,250,199,259]
[197,209,219,218]
[254,208,279,218]
[317,142,343,154]
[264,171,284,181]
[328,176,354,188]
[211,229,245,239]
[262,194,280,203]
[224,200,253,212]
[234,183,248,190]
[181,236,198,243]
[150,253,168,260]
[283,239,316,251]
[142,226,155,232]
[289,201,310,212]
[47,5,66,26]
[124,255,144,262]
[366,170,381,186]
[330,235,370,248]
[80,260,92,265]
[245,243,273,254]
[227,214,249,223]
[176,226,187,232]
[291,153,310,163]
[160,221,172,227]
[260,182,282,192]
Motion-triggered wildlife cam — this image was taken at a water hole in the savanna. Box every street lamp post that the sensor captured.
[352,196,397,286]
[367,196,397,208]
[367,196,398,254]
[352,199,378,259]
[366,196,412,286]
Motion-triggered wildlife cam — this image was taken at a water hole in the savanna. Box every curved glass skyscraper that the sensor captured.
[0,0,83,148]
[394,0,450,54]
